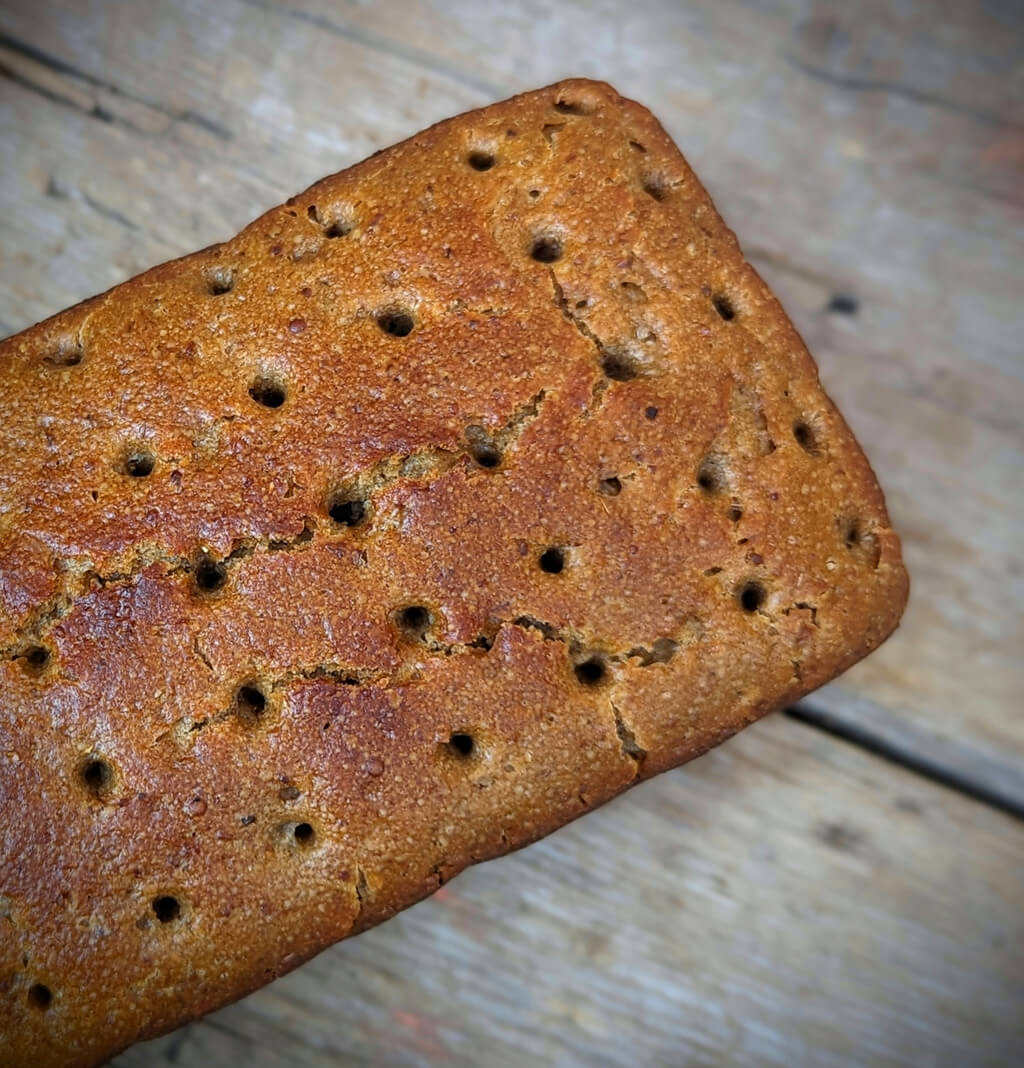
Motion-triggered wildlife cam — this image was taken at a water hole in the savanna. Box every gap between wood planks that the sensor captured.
[785,702,1024,822]
[0,28,233,138]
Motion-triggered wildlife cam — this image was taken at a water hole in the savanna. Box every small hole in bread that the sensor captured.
[697,456,727,493]
[446,732,475,757]
[468,150,496,171]
[309,203,353,238]
[841,518,880,566]
[396,604,431,641]
[470,443,500,468]
[650,637,679,663]
[233,684,267,725]
[530,234,563,263]
[620,281,647,303]
[21,645,51,674]
[43,339,84,367]
[554,97,594,115]
[642,174,668,201]
[81,756,114,799]
[712,294,735,321]
[598,476,622,496]
[539,547,566,574]
[292,821,315,846]
[27,983,52,1010]
[123,449,155,478]
[728,505,744,523]
[843,519,861,549]
[207,268,234,296]
[793,420,819,454]
[152,895,181,923]
[249,375,286,408]
[601,347,640,382]
[574,656,607,686]
[738,581,766,613]
[465,426,501,468]
[194,556,227,594]
[376,309,415,338]
[328,495,367,528]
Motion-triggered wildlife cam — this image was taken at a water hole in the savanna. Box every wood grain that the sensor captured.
[111,713,1024,1068]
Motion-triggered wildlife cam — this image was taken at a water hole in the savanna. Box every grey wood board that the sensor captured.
[112,713,1024,1068]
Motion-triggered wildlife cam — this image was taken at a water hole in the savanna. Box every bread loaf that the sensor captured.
[0,79,907,1066]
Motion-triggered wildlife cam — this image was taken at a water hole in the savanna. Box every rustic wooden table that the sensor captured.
[2,1,1022,1065]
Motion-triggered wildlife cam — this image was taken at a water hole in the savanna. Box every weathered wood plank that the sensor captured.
[110,713,1024,1068]
[0,0,1020,803]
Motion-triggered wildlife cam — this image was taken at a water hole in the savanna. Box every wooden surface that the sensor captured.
[118,714,1024,1068]
[0,0,1021,1065]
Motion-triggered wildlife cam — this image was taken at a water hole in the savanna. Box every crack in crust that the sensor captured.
[157,615,701,750]
[512,614,699,668]
[612,702,647,773]
[547,267,613,397]
[1,393,551,663]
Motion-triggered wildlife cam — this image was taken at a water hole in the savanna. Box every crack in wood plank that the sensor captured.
[0,30,232,140]
[784,54,1024,131]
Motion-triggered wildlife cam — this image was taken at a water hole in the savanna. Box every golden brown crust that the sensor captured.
[0,79,907,1066]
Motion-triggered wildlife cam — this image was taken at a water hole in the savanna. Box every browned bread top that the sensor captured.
[0,79,907,1067]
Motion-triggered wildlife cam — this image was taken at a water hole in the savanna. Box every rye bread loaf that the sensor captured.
[0,79,908,1067]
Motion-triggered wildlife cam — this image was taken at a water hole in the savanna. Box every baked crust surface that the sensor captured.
[0,80,907,1067]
